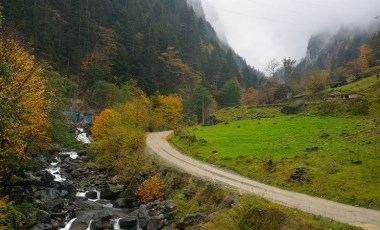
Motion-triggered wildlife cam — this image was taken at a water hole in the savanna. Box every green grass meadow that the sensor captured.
[171,114,380,210]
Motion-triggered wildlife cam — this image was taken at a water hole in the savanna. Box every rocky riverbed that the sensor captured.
[16,148,185,230]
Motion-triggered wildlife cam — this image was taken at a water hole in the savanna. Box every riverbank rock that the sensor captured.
[119,215,138,228]
[137,200,178,230]
[101,184,124,200]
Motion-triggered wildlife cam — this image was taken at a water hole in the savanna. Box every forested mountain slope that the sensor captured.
[3,0,262,114]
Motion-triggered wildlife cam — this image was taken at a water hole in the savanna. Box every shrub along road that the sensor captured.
[146,131,380,230]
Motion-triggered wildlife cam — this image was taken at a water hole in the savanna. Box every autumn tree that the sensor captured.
[151,94,184,131]
[241,87,259,106]
[90,93,151,189]
[274,84,293,101]
[0,35,52,184]
[302,69,329,93]
[256,77,279,104]
[347,59,362,80]
[138,174,166,203]
[359,44,375,71]
[159,47,200,94]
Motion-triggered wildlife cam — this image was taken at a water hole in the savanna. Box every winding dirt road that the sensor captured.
[146,131,380,230]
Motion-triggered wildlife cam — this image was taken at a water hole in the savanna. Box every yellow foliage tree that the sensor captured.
[241,87,259,106]
[359,44,374,71]
[90,93,151,188]
[138,174,166,203]
[0,36,52,183]
[151,94,183,131]
[302,69,329,93]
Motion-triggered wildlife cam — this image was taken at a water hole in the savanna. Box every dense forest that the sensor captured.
[2,0,262,117]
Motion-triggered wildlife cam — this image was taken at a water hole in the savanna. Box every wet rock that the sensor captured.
[74,200,103,211]
[60,180,75,191]
[31,223,53,230]
[101,185,124,200]
[60,190,69,198]
[36,210,51,223]
[93,218,111,230]
[34,188,60,200]
[306,146,318,152]
[37,170,55,187]
[41,198,66,212]
[71,213,93,230]
[94,210,112,220]
[176,213,207,230]
[77,150,87,156]
[147,214,165,230]
[93,211,112,230]
[113,198,127,208]
[71,170,82,178]
[86,191,99,199]
[119,215,138,228]
[138,205,150,229]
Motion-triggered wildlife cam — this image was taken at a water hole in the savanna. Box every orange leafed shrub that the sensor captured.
[138,174,166,203]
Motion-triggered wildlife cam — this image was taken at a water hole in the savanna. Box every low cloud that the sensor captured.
[201,0,380,70]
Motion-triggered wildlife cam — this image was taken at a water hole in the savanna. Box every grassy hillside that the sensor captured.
[326,75,380,95]
[171,76,380,210]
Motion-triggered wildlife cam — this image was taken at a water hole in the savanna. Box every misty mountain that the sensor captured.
[298,25,379,77]
[186,0,205,18]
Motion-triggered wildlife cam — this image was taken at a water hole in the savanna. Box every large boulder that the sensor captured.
[101,185,124,200]
[92,210,112,230]
[40,199,66,212]
[138,205,151,229]
[36,210,51,223]
[34,188,60,200]
[86,191,99,200]
[36,170,55,187]
[31,223,53,230]
[119,215,138,229]
[70,213,93,230]
[74,200,103,211]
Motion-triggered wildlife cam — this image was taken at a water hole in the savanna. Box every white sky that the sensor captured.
[201,0,380,71]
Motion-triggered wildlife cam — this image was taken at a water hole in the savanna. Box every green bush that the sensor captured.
[348,98,369,115]
[316,101,343,115]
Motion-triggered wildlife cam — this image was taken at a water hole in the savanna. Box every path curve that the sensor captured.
[146,131,380,230]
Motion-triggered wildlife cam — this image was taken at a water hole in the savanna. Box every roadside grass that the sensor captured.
[203,195,360,230]
[163,169,359,230]
[171,115,380,210]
